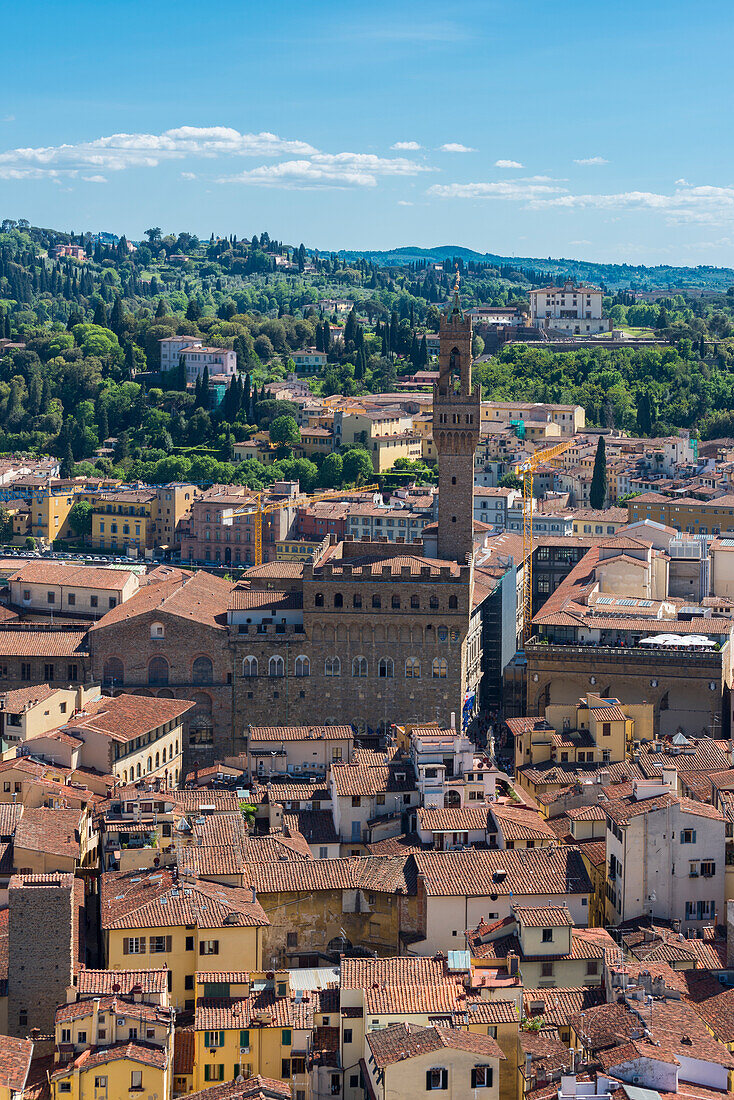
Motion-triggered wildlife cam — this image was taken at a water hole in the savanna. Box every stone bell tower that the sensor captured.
[433,273,481,563]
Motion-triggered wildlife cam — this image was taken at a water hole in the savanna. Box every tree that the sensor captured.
[342,448,374,485]
[590,435,607,510]
[60,440,75,479]
[145,228,162,245]
[269,415,300,450]
[68,500,93,540]
[319,452,343,488]
[498,473,523,490]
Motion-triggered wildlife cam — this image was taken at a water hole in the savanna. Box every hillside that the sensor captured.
[335,245,734,293]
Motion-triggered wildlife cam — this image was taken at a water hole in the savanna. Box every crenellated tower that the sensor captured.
[432,274,481,563]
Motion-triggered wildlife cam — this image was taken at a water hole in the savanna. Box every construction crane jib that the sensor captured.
[514,438,575,645]
[222,484,380,566]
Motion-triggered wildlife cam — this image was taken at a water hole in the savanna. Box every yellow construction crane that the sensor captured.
[225,484,380,566]
[515,438,576,644]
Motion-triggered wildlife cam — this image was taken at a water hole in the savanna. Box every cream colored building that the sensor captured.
[0,684,101,749]
[529,282,611,335]
[245,724,354,779]
[364,1023,504,1100]
[8,562,139,617]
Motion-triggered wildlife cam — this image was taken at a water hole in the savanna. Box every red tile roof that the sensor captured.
[100,869,269,930]
[90,570,232,631]
[184,1076,291,1100]
[66,693,194,743]
[8,562,135,590]
[366,1022,505,1068]
[51,1042,168,1077]
[411,847,592,898]
[76,967,168,997]
[0,1034,33,1092]
[248,726,353,742]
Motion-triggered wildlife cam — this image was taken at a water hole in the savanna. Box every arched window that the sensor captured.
[334,593,343,608]
[352,656,368,678]
[430,595,439,610]
[294,655,310,677]
[103,657,124,687]
[150,621,165,640]
[269,655,285,678]
[392,595,400,610]
[315,593,324,607]
[192,656,213,684]
[148,657,169,686]
[146,756,152,773]
[449,595,458,610]
[122,770,127,784]
[162,747,166,763]
[433,657,448,679]
[411,595,420,609]
[136,763,141,778]
[353,593,362,608]
[405,657,420,679]
[242,656,258,678]
[325,656,341,677]
[378,657,394,679]
[372,594,381,609]
[155,752,160,768]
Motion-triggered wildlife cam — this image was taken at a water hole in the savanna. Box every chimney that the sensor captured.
[251,886,257,905]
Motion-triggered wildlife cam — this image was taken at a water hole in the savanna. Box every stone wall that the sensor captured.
[8,875,75,1037]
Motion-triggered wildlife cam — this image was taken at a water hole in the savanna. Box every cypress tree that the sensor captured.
[590,436,607,510]
[60,440,75,479]
[93,299,107,327]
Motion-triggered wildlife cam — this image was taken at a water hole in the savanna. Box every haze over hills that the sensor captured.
[334,244,734,292]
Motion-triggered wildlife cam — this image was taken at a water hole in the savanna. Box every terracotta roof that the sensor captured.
[51,1042,167,1077]
[55,996,173,1025]
[14,806,83,859]
[366,1022,504,1069]
[173,1028,194,1076]
[366,832,427,856]
[248,726,352,743]
[228,590,301,612]
[512,905,573,928]
[565,805,607,820]
[248,856,413,895]
[65,693,194,743]
[195,991,295,1031]
[603,792,724,824]
[410,847,592,898]
[76,967,168,997]
[0,628,89,657]
[184,1076,291,1100]
[100,869,269,930]
[0,1034,33,1092]
[8,562,135,590]
[341,955,520,1019]
[489,805,559,841]
[90,570,232,631]
[330,759,416,797]
[522,987,605,1026]
[0,802,23,838]
[0,684,58,712]
[249,781,329,806]
[282,810,339,846]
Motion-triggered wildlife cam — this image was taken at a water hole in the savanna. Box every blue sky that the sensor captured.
[2,0,733,265]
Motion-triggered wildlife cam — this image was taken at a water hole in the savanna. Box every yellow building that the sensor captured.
[30,488,77,544]
[100,868,268,1010]
[193,971,298,1090]
[88,484,196,554]
[508,694,653,774]
[13,804,96,874]
[295,427,333,458]
[50,1041,170,1100]
[54,994,174,1059]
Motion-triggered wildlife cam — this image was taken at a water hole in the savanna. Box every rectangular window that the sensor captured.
[204,1065,225,1082]
[541,962,554,977]
[681,829,696,844]
[471,1067,493,1089]
[240,1029,250,1049]
[282,1029,292,1046]
[67,593,76,606]
[426,1068,448,1090]
[91,595,98,608]
[149,935,172,953]
[21,663,31,681]
[204,1031,225,1048]
[587,960,599,975]
[44,663,54,681]
[94,1077,107,1089]
[61,1028,71,1043]
[542,928,553,943]
[199,940,220,955]
[123,937,145,954]
[344,1029,353,1044]
[47,591,56,603]
[131,1071,143,1090]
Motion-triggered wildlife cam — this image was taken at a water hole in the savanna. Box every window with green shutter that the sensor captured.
[240,1030,250,1049]
[282,1029,292,1046]
[204,1031,224,1048]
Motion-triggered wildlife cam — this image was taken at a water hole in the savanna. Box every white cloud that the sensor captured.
[495,159,523,168]
[2,116,14,123]
[397,200,414,206]
[429,179,568,200]
[220,152,430,189]
[392,141,421,151]
[574,156,609,165]
[180,171,197,180]
[428,177,734,226]
[0,126,317,179]
[439,143,475,153]
[82,174,107,183]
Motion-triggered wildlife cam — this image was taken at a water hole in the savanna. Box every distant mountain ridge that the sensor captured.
[334,244,734,291]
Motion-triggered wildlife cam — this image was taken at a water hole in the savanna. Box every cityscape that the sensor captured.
[1,2,734,1100]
